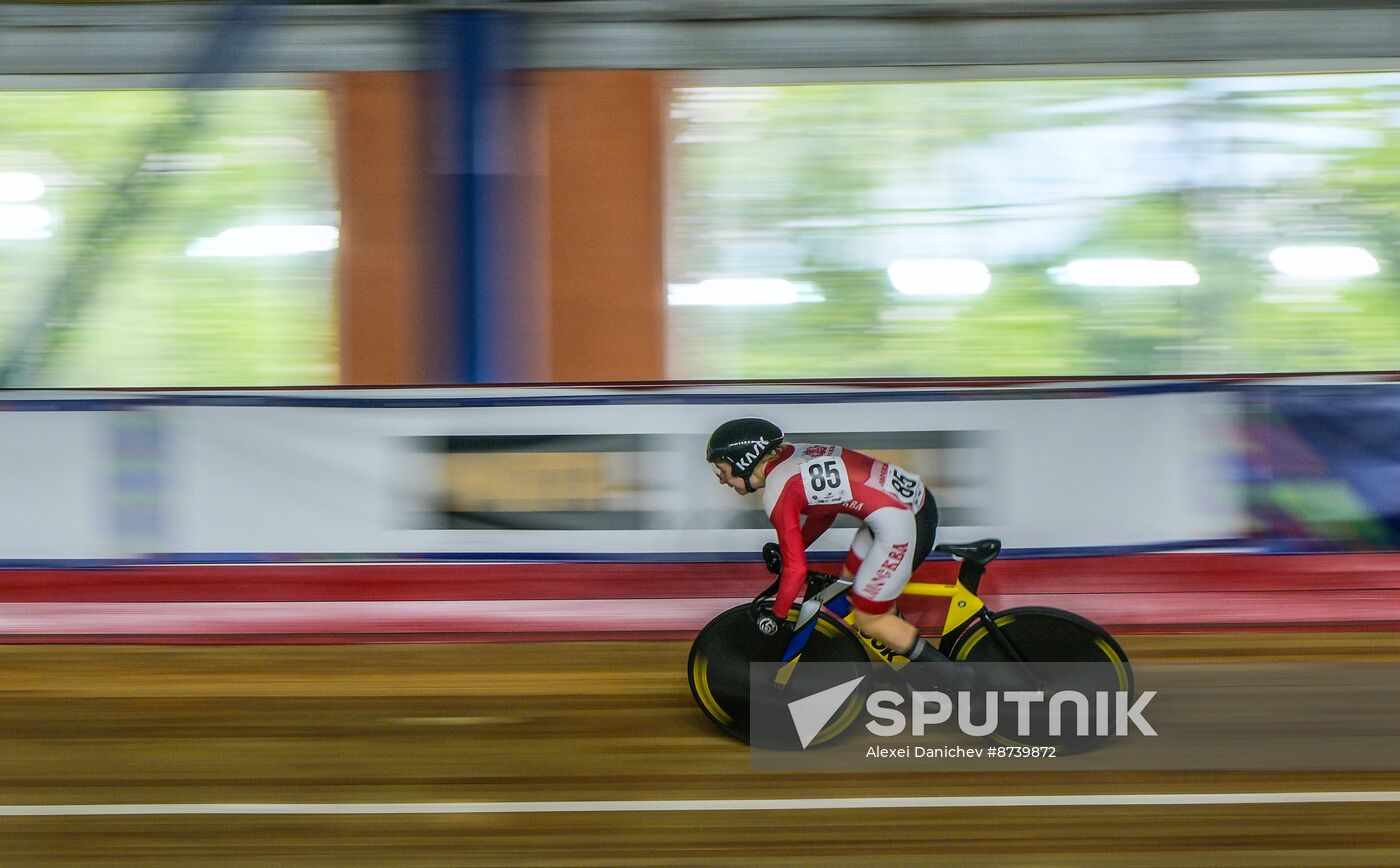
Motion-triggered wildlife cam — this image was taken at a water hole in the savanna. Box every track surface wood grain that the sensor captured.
[0,632,1397,865]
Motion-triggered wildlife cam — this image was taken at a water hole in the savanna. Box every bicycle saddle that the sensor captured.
[934,538,1002,566]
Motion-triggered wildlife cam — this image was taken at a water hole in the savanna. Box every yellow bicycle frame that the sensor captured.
[845,577,986,671]
[773,575,987,686]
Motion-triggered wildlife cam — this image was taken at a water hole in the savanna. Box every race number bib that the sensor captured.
[878,461,924,507]
[801,455,853,505]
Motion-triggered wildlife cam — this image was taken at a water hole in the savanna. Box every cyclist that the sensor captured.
[705,417,971,676]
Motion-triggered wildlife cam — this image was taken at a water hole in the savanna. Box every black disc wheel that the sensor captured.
[950,607,1133,754]
[688,604,870,747]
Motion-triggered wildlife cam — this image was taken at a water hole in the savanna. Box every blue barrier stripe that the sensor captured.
[0,539,1255,569]
[0,400,148,412]
[133,382,1219,406]
[0,381,1248,411]
[5,379,1399,411]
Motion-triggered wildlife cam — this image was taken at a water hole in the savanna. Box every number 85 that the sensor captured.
[807,459,841,491]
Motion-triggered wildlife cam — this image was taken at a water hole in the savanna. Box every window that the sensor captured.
[667,73,1400,378]
[0,88,337,386]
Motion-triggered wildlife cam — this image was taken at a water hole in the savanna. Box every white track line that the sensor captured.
[1,792,1398,816]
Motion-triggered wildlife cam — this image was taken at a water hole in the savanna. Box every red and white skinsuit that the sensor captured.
[760,443,929,619]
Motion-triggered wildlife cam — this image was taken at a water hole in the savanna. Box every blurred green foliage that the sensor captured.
[0,89,336,387]
[668,74,1400,378]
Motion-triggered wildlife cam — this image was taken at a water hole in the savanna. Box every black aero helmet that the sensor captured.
[706,417,784,481]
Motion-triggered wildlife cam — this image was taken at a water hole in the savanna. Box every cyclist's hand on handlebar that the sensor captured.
[756,606,793,637]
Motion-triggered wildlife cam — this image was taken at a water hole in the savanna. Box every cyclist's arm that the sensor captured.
[769,475,810,618]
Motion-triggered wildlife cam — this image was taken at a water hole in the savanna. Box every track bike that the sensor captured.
[688,538,1133,752]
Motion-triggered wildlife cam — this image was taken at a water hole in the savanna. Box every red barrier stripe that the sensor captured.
[0,631,709,645]
[978,554,1400,595]
[0,554,1398,603]
[980,589,1400,628]
[0,554,1397,640]
[0,599,742,636]
[0,562,763,602]
[0,588,1395,641]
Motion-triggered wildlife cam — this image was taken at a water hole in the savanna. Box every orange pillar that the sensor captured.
[332,71,432,385]
[530,70,667,382]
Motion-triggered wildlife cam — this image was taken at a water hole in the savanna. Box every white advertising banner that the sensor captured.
[0,384,1244,562]
[0,408,123,560]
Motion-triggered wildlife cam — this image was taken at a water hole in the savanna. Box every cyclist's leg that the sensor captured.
[841,524,916,640]
[844,496,934,616]
[850,503,973,687]
[847,507,920,652]
[869,493,937,652]
[842,524,874,581]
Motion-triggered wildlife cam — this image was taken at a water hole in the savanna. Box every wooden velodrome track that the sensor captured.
[0,632,1397,865]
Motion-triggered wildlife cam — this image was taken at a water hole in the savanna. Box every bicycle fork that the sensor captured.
[771,576,855,687]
